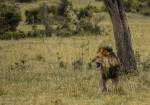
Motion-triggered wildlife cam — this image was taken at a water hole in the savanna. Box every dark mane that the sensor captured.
[101,46,113,53]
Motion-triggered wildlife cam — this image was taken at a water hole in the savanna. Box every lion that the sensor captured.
[92,46,121,92]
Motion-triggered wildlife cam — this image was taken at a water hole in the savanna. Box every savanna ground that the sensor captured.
[0,1,150,105]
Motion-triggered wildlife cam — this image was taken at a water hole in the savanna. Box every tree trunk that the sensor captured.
[102,0,137,72]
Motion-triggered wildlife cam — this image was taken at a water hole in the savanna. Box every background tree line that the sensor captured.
[0,0,150,40]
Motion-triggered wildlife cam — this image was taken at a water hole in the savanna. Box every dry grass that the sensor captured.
[0,1,150,105]
[0,16,150,104]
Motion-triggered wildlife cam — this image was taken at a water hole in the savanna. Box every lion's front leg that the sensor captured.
[98,69,107,93]
[111,77,119,89]
[100,74,107,92]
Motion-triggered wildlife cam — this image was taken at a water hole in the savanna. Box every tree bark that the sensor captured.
[102,0,137,72]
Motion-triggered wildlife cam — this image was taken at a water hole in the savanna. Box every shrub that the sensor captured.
[57,0,72,16]
[123,0,138,13]
[141,58,150,72]
[76,4,100,19]
[140,9,150,16]
[25,9,41,24]
[75,4,102,35]
[0,3,21,34]
[138,2,150,16]
[0,31,26,40]
[25,5,57,24]
[56,26,73,37]
[27,30,45,38]
[56,2,102,36]
[25,0,73,25]
[15,0,36,3]
[98,0,150,16]
[123,0,150,16]
[56,0,79,36]
[25,0,102,37]
[76,18,101,34]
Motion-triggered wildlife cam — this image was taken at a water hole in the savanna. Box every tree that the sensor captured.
[102,0,137,72]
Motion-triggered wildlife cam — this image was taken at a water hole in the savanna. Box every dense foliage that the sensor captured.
[25,0,102,37]
[1,0,150,40]
[123,0,150,16]
[15,0,36,2]
[0,3,21,35]
[97,0,150,16]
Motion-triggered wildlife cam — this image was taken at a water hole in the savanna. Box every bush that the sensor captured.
[56,26,73,37]
[75,4,102,35]
[56,0,79,36]
[123,0,150,16]
[57,0,72,16]
[15,0,36,3]
[27,30,45,38]
[25,8,41,24]
[77,18,101,34]
[76,4,100,19]
[25,0,71,24]
[0,3,22,34]
[0,31,26,40]
[137,1,150,16]
[140,8,150,16]
[123,0,138,12]
[25,5,57,24]
[141,58,150,72]
[98,0,150,16]
[56,2,102,36]
[25,0,102,37]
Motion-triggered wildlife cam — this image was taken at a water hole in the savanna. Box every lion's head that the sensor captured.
[92,46,120,70]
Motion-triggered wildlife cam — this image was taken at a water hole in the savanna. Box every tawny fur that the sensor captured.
[92,46,121,92]
[93,47,120,73]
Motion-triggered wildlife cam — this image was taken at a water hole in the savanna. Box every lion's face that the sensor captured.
[92,47,120,69]
[92,49,103,68]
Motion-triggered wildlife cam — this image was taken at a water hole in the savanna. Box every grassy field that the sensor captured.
[1,0,150,104]
[0,11,150,105]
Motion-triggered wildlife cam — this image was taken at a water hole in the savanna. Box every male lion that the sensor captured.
[92,46,121,92]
